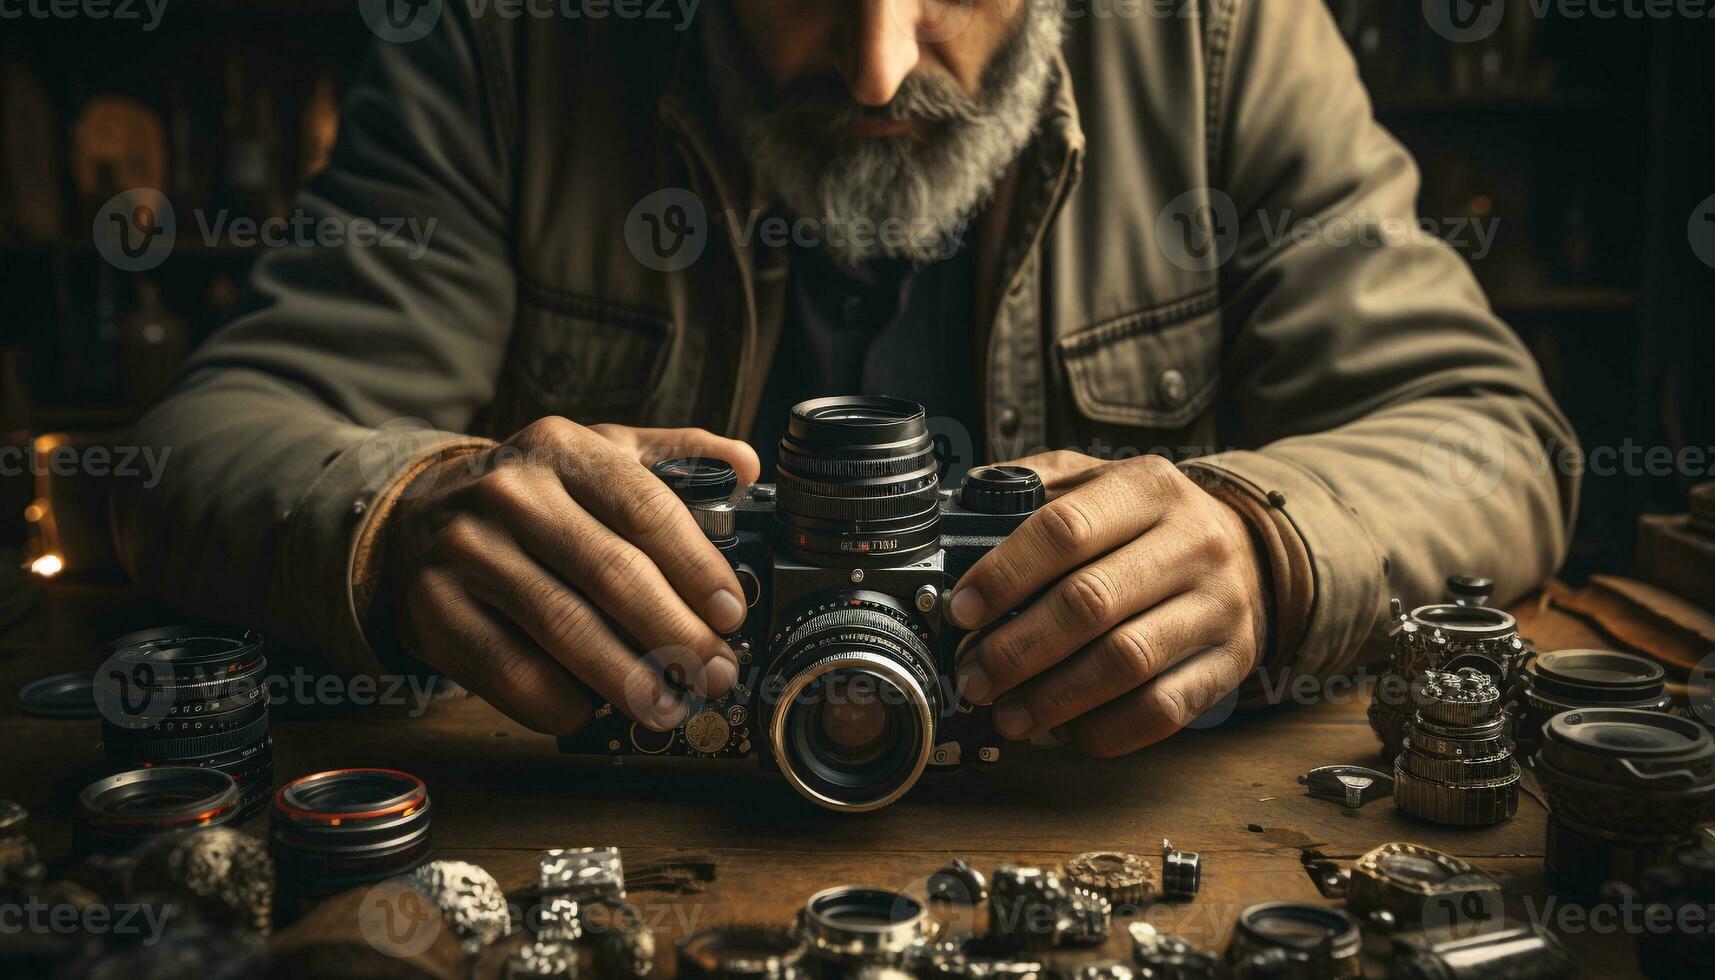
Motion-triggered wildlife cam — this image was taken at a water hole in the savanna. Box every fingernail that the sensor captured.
[651,688,687,730]
[948,586,986,628]
[706,656,738,697]
[994,699,1032,739]
[706,589,746,633]
[956,660,993,705]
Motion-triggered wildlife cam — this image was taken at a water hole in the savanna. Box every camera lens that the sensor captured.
[269,768,432,919]
[1536,708,1715,895]
[798,886,929,966]
[765,596,938,812]
[99,626,273,820]
[774,395,941,565]
[1512,649,1671,758]
[74,767,241,857]
[1229,902,1362,977]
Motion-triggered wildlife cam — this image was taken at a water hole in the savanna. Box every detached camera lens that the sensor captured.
[1229,902,1362,977]
[269,768,432,919]
[774,395,941,565]
[100,626,273,819]
[798,886,929,966]
[74,767,241,857]
[1512,649,1671,758]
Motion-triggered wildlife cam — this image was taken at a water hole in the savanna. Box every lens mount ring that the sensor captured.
[770,650,935,813]
[798,885,929,963]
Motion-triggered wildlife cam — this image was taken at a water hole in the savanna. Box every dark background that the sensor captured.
[1,2,1712,586]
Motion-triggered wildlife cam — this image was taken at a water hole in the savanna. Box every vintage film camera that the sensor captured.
[558,396,1045,812]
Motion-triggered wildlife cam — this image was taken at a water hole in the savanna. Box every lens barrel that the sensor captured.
[99,626,273,819]
[1537,708,1715,894]
[74,766,241,857]
[774,396,941,565]
[269,768,432,922]
[1393,668,1519,826]
[1370,602,1525,761]
[1512,649,1672,758]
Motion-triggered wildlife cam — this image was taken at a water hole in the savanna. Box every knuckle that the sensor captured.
[585,545,651,608]
[474,465,532,511]
[1156,683,1198,731]
[982,629,1036,683]
[538,587,599,651]
[1107,622,1165,683]
[1061,567,1121,630]
[436,517,488,563]
[614,484,682,538]
[1037,498,1098,556]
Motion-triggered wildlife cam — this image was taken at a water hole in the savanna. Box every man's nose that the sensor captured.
[837,0,922,107]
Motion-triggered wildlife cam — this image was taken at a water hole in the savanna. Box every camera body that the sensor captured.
[557,396,1045,811]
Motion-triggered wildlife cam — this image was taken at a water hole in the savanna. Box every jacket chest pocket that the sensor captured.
[503,283,672,427]
[1054,290,1223,458]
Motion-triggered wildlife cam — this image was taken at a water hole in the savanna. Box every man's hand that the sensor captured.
[378,418,761,736]
[947,452,1269,756]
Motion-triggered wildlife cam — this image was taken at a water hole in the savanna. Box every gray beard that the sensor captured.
[701,2,1065,267]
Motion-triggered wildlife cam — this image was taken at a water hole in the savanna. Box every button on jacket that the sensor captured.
[114,1,1580,692]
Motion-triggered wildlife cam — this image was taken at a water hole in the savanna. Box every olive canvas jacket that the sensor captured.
[113,0,1580,693]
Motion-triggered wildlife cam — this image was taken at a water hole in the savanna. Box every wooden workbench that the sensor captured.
[0,585,1648,976]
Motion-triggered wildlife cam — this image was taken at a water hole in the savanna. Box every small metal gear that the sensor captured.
[1061,851,1153,906]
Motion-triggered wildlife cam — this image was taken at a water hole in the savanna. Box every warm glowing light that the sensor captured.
[22,503,44,523]
[29,554,63,578]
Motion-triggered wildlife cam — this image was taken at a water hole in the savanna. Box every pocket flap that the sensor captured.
[1057,291,1222,428]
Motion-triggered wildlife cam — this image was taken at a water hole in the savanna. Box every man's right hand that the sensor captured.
[377,417,761,736]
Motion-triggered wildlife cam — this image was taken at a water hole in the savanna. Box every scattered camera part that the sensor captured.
[927,858,988,907]
[401,859,511,955]
[799,886,930,965]
[129,826,275,936]
[1227,902,1362,978]
[1387,920,1569,980]
[505,940,578,979]
[268,768,432,919]
[1626,837,1715,978]
[16,670,98,718]
[678,925,808,979]
[1393,668,1519,826]
[1068,961,1136,980]
[1062,850,1152,906]
[1511,649,1672,759]
[590,905,655,979]
[987,864,1109,951]
[0,799,45,891]
[1344,843,1499,930]
[1370,599,1525,759]
[1298,765,1394,810]
[1535,707,1715,895]
[1443,575,1494,607]
[540,846,626,904]
[74,767,241,857]
[1128,922,1222,980]
[532,896,583,944]
[910,935,1045,978]
[1160,839,1201,900]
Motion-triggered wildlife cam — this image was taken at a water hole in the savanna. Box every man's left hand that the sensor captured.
[947,452,1269,756]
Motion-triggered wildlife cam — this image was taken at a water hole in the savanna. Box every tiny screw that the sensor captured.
[607,740,621,751]
[851,568,865,583]
[979,747,1000,762]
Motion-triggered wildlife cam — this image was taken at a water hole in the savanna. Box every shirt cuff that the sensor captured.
[273,428,493,678]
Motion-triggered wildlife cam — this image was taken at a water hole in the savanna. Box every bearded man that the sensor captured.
[115,1,1578,757]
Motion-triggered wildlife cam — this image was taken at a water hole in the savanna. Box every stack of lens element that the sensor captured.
[1511,649,1672,759]
[1536,708,1715,896]
[269,769,432,925]
[1393,668,1519,826]
[1369,600,1526,760]
[774,395,942,566]
[73,767,241,857]
[99,626,273,819]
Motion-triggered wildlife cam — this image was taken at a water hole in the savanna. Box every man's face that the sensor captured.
[703,1,1064,266]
